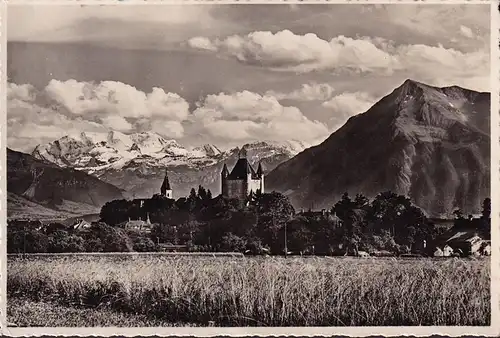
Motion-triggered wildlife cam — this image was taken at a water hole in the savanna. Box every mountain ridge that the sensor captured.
[7,148,124,219]
[31,134,308,199]
[266,80,490,217]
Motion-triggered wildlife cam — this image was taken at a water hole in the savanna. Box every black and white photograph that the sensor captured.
[5,1,494,330]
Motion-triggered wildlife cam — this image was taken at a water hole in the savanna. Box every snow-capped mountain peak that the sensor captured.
[192,144,222,157]
[31,132,315,199]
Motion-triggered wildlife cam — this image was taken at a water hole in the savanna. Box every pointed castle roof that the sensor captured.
[257,162,264,176]
[227,158,257,179]
[160,169,171,195]
[221,163,229,176]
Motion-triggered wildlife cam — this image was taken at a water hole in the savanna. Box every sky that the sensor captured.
[7,3,491,152]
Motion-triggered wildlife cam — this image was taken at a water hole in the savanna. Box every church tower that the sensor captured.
[221,163,229,197]
[160,169,173,199]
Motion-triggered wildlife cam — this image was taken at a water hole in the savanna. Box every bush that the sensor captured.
[48,230,86,253]
[133,237,156,252]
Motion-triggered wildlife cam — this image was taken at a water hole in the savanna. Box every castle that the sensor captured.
[221,149,264,200]
[160,169,173,199]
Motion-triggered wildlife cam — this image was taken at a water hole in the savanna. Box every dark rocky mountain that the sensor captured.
[266,80,490,217]
[7,148,124,219]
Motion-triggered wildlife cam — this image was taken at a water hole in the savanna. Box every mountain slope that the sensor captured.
[7,148,124,217]
[32,133,307,198]
[266,80,490,217]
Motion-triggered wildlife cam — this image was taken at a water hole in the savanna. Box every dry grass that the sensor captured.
[7,255,490,326]
[8,297,197,327]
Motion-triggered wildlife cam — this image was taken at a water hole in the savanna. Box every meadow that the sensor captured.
[7,255,490,327]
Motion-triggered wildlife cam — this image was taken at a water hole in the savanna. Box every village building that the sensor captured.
[72,219,92,231]
[444,230,487,256]
[123,213,152,232]
[221,149,264,200]
[160,169,173,199]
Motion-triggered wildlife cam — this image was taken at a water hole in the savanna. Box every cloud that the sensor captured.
[187,36,218,51]
[190,90,330,146]
[266,83,335,101]
[7,80,191,151]
[459,25,475,39]
[42,79,189,137]
[395,44,490,91]
[7,91,107,152]
[8,81,330,151]
[188,30,397,73]
[322,92,377,128]
[187,30,490,91]
[9,5,217,42]
[7,83,37,101]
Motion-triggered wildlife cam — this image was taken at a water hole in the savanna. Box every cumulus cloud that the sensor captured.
[190,90,330,146]
[8,81,330,151]
[188,30,398,73]
[266,83,335,101]
[7,80,191,151]
[7,90,107,152]
[45,79,190,121]
[42,79,189,137]
[459,25,475,39]
[7,83,37,102]
[322,92,377,128]
[187,30,490,91]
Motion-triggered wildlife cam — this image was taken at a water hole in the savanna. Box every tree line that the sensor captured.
[7,186,491,255]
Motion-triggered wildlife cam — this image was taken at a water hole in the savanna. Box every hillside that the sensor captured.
[32,133,306,198]
[7,148,124,218]
[266,80,490,217]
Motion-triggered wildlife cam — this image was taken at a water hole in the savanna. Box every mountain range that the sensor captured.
[9,79,490,219]
[31,132,307,199]
[7,148,124,220]
[266,80,490,217]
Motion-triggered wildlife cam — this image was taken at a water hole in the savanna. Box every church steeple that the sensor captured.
[160,169,173,198]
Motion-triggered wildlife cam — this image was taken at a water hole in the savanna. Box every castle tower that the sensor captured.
[221,149,264,202]
[221,163,229,197]
[160,169,173,199]
[257,162,264,194]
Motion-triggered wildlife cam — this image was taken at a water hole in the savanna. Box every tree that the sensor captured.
[333,192,353,220]
[99,199,132,225]
[220,233,246,252]
[189,188,197,199]
[252,192,295,253]
[482,198,491,219]
[480,197,491,239]
[198,185,207,200]
[92,223,134,252]
[48,231,86,253]
[133,236,157,252]
[7,226,49,253]
[85,238,104,252]
[354,193,369,209]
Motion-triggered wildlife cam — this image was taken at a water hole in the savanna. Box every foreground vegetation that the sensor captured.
[8,298,195,327]
[8,255,490,326]
[8,189,491,256]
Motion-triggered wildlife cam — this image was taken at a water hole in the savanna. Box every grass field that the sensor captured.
[7,255,490,327]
